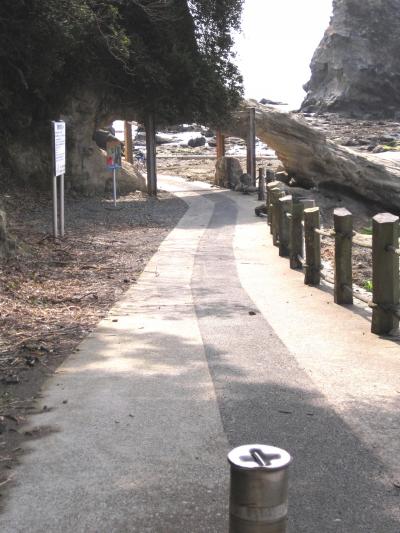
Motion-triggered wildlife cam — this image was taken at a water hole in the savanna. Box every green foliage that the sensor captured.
[0,0,244,136]
[360,226,373,235]
[363,279,373,292]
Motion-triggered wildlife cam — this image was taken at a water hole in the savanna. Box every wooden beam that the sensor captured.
[216,131,225,159]
[145,113,157,196]
[124,121,133,164]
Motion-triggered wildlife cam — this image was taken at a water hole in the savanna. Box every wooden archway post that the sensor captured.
[145,113,157,196]
[247,107,256,186]
[216,130,225,159]
[124,121,133,164]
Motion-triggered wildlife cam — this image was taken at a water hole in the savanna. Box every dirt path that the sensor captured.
[0,185,187,488]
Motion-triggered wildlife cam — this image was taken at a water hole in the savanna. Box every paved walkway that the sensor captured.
[2,176,400,532]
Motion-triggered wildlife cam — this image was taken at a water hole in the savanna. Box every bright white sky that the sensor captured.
[234,0,333,109]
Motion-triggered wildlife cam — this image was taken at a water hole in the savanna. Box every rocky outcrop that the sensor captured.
[302,0,400,117]
[61,91,146,195]
[214,157,243,188]
[3,89,146,195]
[225,101,400,212]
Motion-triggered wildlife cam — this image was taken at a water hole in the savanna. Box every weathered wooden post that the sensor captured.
[371,213,400,334]
[334,208,353,305]
[278,195,293,257]
[216,131,225,159]
[266,181,283,232]
[300,199,316,211]
[145,113,157,196]
[304,207,321,285]
[271,188,286,247]
[258,167,265,201]
[289,199,315,269]
[124,121,133,164]
[289,201,304,269]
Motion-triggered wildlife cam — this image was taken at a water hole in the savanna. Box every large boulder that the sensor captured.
[215,157,243,188]
[225,101,400,211]
[302,0,400,117]
[188,136,206,148]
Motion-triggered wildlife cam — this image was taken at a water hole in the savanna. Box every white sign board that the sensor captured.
[52,121,66,177]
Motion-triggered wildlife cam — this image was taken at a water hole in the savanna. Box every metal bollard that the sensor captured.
[228,444,292,533]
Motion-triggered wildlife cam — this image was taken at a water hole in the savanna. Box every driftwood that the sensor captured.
[225,101,400,212]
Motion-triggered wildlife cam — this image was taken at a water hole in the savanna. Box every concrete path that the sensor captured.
[2,176,400,532]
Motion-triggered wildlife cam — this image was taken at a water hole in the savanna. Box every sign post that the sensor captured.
[106,137,122,207]
[51,121,66,238]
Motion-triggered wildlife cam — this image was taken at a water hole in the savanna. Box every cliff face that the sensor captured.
[302,0,400,117]
[3,89,146,195]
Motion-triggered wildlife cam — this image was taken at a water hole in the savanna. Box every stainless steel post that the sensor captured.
[113,168,117,207]
[52,175,58,238]
[59,174,65,237]
[228,444,292,533]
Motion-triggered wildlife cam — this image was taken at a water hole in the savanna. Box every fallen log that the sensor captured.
[225,101,400,212]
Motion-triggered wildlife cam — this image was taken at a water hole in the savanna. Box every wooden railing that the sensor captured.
[264,181,400,336]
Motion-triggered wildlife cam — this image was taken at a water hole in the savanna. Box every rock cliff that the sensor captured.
[4,89,146,195]
[302,0,400,117]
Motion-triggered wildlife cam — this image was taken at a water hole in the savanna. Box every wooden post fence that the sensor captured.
[271,188,286,246]
[266,181,283,233]
[260,187,400,336]
[258,168,265,201]
[289,201,304,269]
[334,208,353,305]
[278,195,293,257]
[371,213,400,334]
[304,207,321,285]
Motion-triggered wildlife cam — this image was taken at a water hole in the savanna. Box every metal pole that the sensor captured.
[113,168,117,207]
[228,444,292,533]
[59,174,65,237]
[249,108,256,186]
[52,175,58,238]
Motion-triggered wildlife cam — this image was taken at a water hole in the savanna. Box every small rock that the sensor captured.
[372,145,385,153]
[3,375,20,385]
